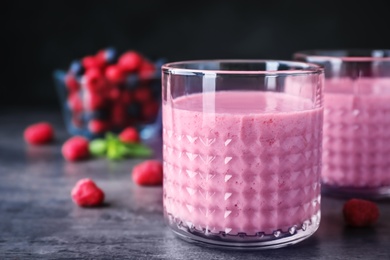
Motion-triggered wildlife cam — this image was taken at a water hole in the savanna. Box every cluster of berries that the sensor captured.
[24,122,163,207]
[55,48,164,139]
[71,158,162,207]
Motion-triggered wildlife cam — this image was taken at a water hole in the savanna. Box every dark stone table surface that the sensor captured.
[0,108,389,259]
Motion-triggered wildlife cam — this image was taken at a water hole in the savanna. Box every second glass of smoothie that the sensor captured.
[162,60,324,249]
[294,49,390,199]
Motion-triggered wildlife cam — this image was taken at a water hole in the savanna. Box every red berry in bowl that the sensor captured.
[65,74,80,92]
[83,68,107,93]
[120,90,133,104]
[132,160,163,186]
[118,51,143,72]
[110,104,127,128]
[84,67,103,84]
[108,87,121,101]
[71,178,105,207]
[24,122,54,145]
[343,198,380,227]
[134,86,152,103]
[138,60,156,80]
[88,119,110,134]
[105,65,125,84]
[82,55,105,70]
[142,100,160,121]
[119,127,140,143]
[62,136,90,161]
[67,92,83,112]
[84,92,106,111]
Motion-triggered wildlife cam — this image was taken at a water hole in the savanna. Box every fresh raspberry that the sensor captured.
[24,122,54,145]
[142,100,160,121]
[108,87,121,101]
[88,119,110,134]
[85,67,102,81]
[343,198,380,227]
[84,92,106,111]
[62,136,90,161]
[118,51,143,72]
[132,160,163,186]
[119,127,140,143]
[138,60,156,80]
[83,80,107,95]
[67,92,83,112]
[64,73,80,92]
[120,90,133,104]
[134,87,152,103]
[105,65,125,84]
[71,178,105,207]
[110,104,127,128]
[82,55,105,70]
[83,68,106,91]
[94,51,108,67]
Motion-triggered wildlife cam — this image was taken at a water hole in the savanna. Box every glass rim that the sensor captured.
[162,59,323,76]
[294,49,390,62]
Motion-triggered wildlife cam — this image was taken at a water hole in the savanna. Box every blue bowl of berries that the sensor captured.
[54,47,165,141]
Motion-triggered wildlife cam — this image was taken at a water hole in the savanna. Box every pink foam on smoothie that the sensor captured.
[322,78,390,188]
[163,91,323,235]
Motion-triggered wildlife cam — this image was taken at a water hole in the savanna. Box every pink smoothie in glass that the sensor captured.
[163,90,323,236]
[322,78,390,188]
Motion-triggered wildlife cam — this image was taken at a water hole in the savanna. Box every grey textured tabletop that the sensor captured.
[0,108,389,259]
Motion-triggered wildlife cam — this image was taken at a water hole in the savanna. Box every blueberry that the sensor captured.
[125,74,139,90]
[149,77,161,96]
[155,58,168,69]
[154,58,167,75]
[82,110,108,122]
[69,60,85,76]
[104,47,117,64]
[127,102,142,118]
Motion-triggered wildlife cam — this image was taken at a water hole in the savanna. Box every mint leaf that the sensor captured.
[89,138,107,156]
[124,143,153,158]
[106,132,127,160]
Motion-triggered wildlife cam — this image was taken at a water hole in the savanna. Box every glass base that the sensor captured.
[322,183,390,200]
[165,212,320,250]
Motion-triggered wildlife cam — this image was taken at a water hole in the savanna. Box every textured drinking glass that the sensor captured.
[162,60,324,249]
[294,50,390,199]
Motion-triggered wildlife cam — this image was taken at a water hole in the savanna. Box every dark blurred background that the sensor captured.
[2,0,389,110]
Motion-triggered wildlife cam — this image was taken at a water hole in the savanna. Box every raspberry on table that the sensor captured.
[24,122,54,145]
[119,127,140,143]
[62,136,90,161]
[343,198,380,227]
[71,178,105,207]
[132,160,163,186]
